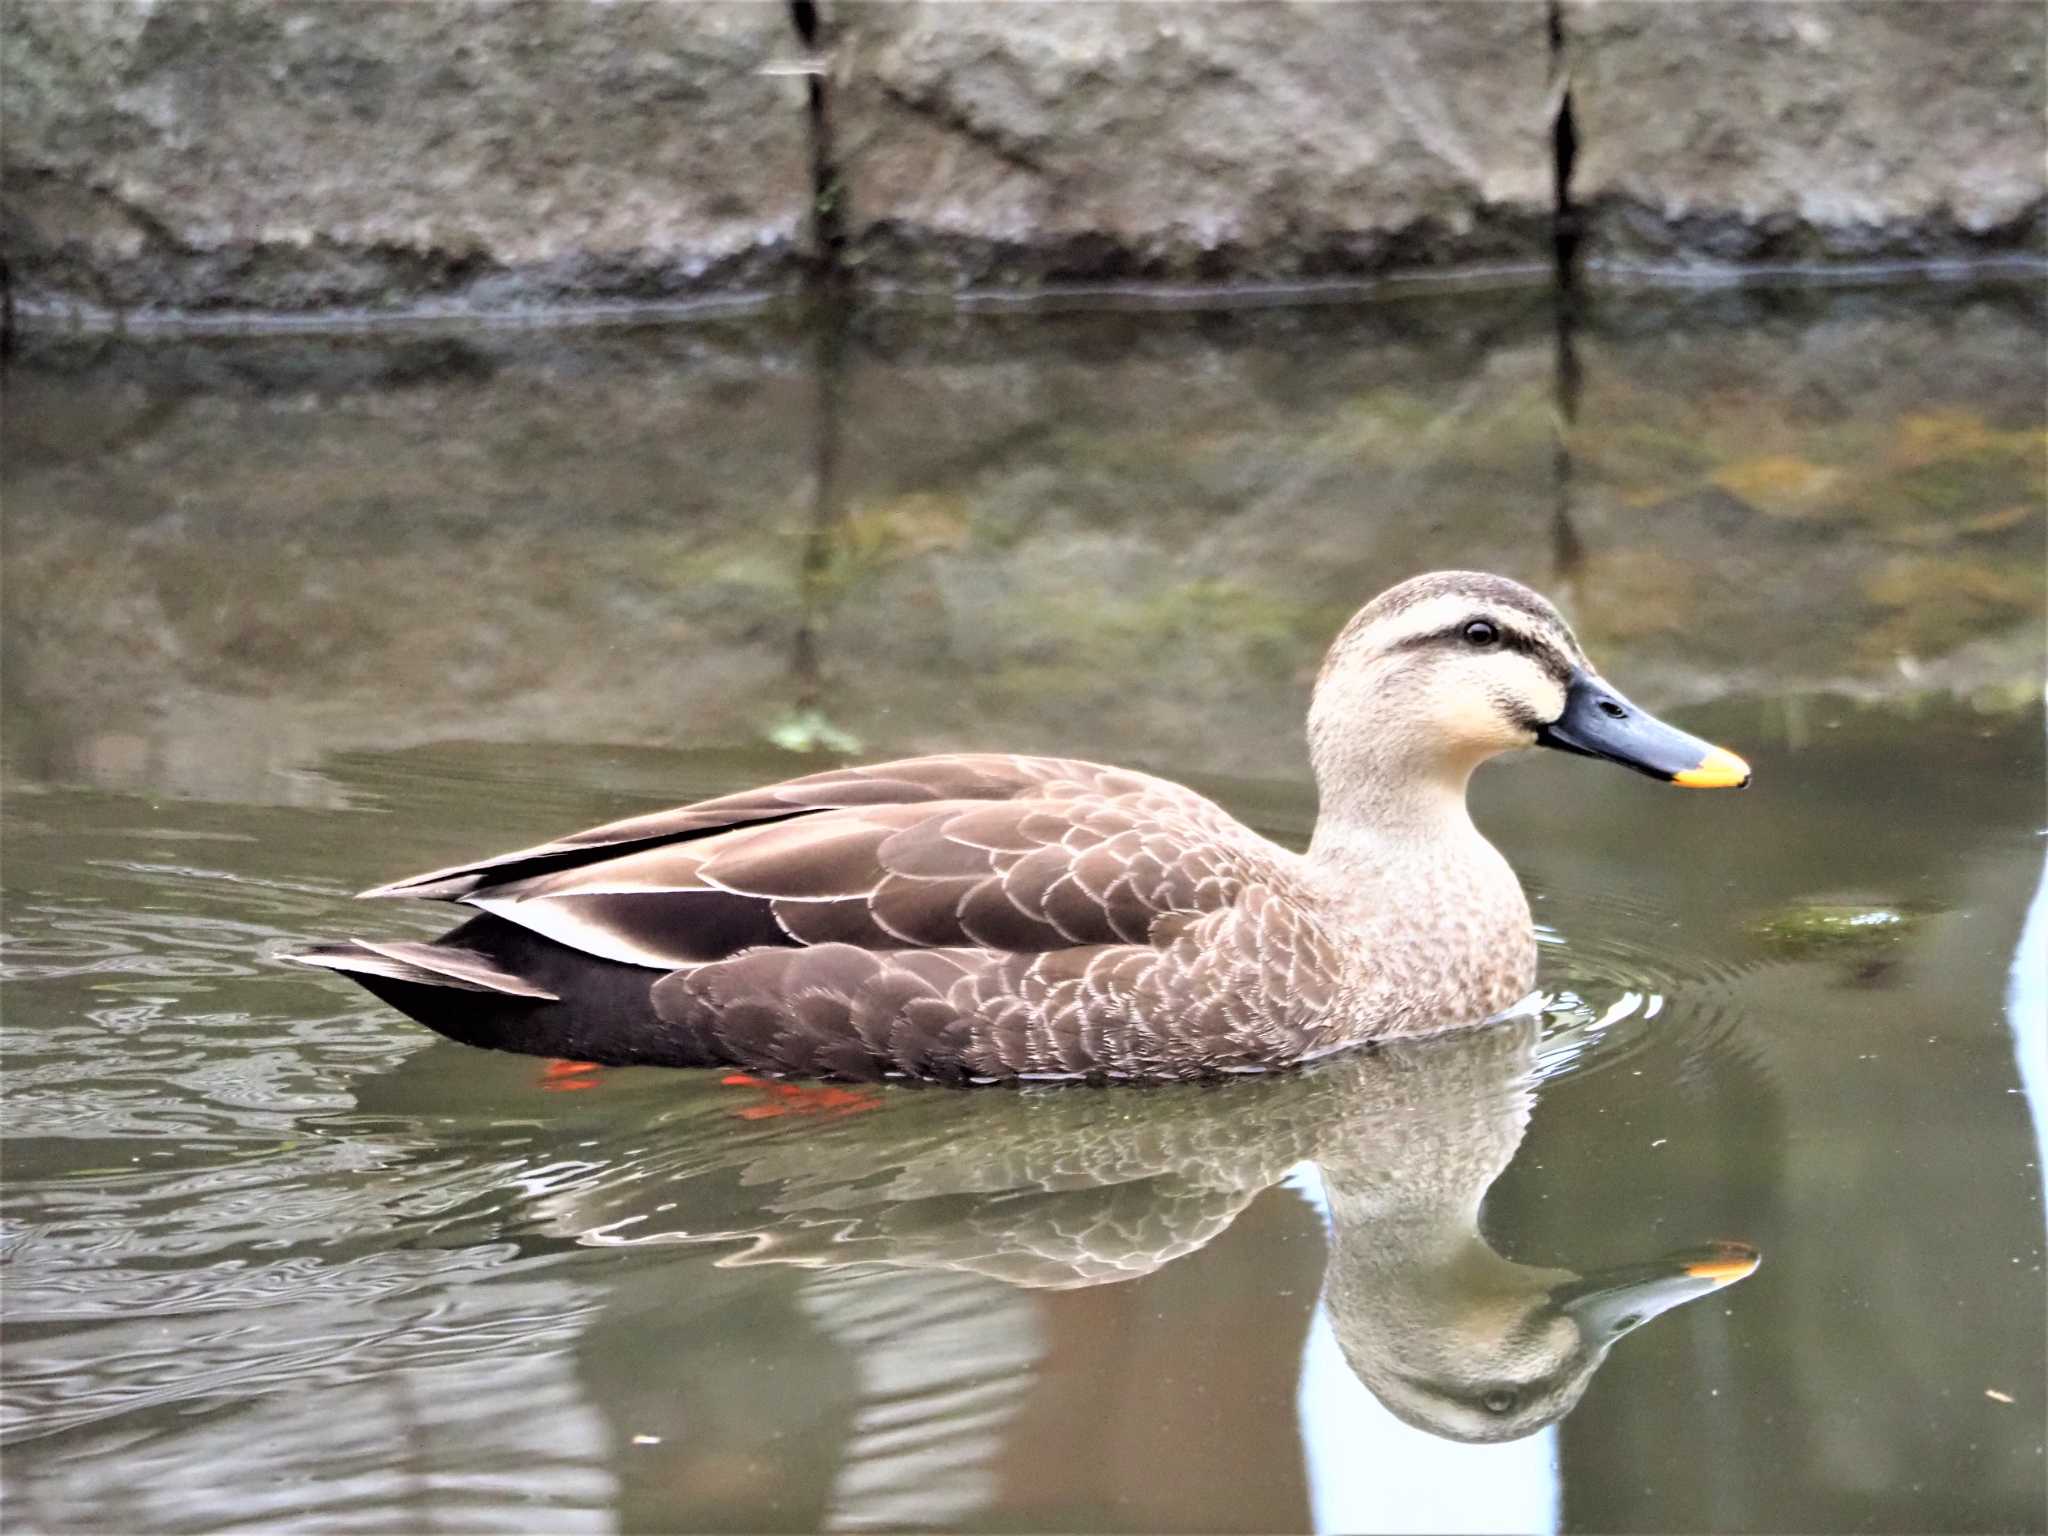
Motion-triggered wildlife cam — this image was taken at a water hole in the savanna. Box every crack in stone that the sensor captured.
[1545,2,1585,598]
[1547,0,1582,290]
[791,0,846,283]
[875,79,1053,181]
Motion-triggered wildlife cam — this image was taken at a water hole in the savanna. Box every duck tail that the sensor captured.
[287,937,560,999]
[284,913,722,1067]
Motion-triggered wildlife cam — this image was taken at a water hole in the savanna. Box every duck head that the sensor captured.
[1324,1231,1760,1443]
[1308,571,1750,801]
[1304,1020,1760,1444]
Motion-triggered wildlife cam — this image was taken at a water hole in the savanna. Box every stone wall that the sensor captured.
[831,1,1553,285]
[2,0,813,316]
[1564,0,2048,269]
[1,0,2043,322]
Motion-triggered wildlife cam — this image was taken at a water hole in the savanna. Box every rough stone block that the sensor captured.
[832,0,1555,285]
[1,0,814,316]
[1564,0,2048,268]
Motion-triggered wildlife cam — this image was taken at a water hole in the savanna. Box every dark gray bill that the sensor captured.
[1537,670,1752,788]
[1551,1241,1761,1343]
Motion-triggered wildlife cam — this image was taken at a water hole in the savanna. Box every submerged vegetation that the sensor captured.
[1747,901,1926,960]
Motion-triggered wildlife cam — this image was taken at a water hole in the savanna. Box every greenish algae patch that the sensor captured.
[1570,549,1703,642]
[832,492,974,564]
[1024,580,1344,683]
[1582,390,2044,552]
[766,708,863,755]
[1860,555,2045,662]
[1748,901,1928,960]
[1709,454,1846,519]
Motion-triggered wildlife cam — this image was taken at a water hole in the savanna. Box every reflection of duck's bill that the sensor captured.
[1684,1244,1764,1285]
[1553,1241,1762,1341]
[1537,670,1752,789]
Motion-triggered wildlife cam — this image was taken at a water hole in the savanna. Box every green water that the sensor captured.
[3,280,2044,1532]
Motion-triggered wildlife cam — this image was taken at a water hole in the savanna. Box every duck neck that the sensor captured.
[1305,749,1487,884]
[1319,1168,1541,1355]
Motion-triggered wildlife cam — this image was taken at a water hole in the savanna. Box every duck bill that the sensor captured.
[1536,670,1751,788]
[1553,1241,1761,1343]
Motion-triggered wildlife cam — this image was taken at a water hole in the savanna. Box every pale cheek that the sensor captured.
[1433,692,1530,752]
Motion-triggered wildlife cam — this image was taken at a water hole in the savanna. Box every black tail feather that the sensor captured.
[288,914,727,1068]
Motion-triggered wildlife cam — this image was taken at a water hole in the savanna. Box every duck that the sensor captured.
[512,1016,1759,1443]
[292,570,1750,1081]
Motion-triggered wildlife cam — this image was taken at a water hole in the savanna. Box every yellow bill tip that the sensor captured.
[1672,746,1752,789]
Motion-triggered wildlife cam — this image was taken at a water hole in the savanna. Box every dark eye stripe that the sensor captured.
[1392,622,1575,683]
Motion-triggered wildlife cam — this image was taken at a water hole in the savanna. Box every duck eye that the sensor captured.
[1462,620,1499,648]
[1482,1388,1518,1415]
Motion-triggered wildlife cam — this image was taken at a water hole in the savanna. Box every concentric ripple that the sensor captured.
[1525,875,1762,1088]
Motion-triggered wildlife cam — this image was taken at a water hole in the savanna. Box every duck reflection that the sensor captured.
[533,1016,1756,1444]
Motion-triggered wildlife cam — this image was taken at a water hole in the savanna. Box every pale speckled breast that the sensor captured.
[936,841,1537,1078]
[1304,832,1538,1047]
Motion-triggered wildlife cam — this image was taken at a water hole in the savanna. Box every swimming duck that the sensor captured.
[293,571,1749,1080]
[516,1017,1758,1443]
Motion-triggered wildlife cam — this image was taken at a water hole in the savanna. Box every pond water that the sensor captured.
[3,279,2044,1533]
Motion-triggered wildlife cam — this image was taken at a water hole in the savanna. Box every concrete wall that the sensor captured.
[2,0,2043,323]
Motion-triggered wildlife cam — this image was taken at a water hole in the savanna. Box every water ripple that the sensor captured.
[1526,879,1760,1088]
[0,787,1781,1493]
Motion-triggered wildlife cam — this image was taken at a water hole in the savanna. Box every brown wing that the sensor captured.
[359,754,1156,901]
[448,767,1291,971]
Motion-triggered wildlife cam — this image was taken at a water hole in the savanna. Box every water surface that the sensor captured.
[3,281,2044,1532]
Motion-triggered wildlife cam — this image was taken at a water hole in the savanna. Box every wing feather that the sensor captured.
[370,753,1301,979]
[700,811,919,899]
[954,877,1072,951]
[358,754,1086,901]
